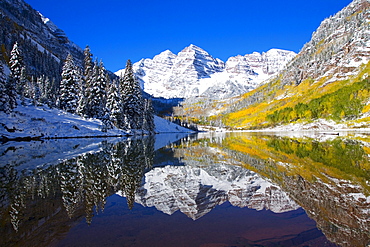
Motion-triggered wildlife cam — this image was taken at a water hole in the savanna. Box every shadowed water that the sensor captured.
[1,132,369,246]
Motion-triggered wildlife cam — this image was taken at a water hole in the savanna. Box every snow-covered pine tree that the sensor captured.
[143,98,155,134]
[40,76,58,107]
[77,46,94,117]
[106,79,124,128]
[8,42,24,110]
[88,60,107,118]
[0,63,11,113]
[19,67,28,104]
[120,59,144,130]
[32,76,42,105]
[23,76,33,99]
[57,54,81,113]
[29,76,38,106]
[48,77,58,107]
[82,46,94,86]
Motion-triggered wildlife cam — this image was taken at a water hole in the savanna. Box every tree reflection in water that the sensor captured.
[219,132,370,247]
[0,136,154,246]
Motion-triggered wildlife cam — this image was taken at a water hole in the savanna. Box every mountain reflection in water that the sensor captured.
[0,132,369,246]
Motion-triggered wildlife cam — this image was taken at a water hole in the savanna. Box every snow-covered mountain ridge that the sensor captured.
[0,0,84,80]
[116,45,296,99]
[279,0,370,86]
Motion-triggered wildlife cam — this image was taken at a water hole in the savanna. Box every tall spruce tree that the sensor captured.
[120,59,144,130]
[87,60,107,118]
[30,76,38,106]
[19,67,28,104]
[57,54,81,113]
[143,99,155,133]
[77,46,94,117]
[0,63,11,113]
[8,42,24,110]
[37,75,56,107]
[106,79,124,128]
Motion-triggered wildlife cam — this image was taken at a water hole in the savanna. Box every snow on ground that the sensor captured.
[255,119,370,139]
[264,119,370,134]
[0,100,193,141]
[265,119,348,132]
[154,115,193,133]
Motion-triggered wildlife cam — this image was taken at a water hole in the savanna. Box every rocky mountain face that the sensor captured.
[0,0,83,79]
[215,0,370,129]
[116,45,296,100]
[281,0,370,86]
[277,0,370,87]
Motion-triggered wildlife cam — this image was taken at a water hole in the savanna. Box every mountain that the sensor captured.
[207,0,370,129]
[116,45,296,100]
[0,0,83,80]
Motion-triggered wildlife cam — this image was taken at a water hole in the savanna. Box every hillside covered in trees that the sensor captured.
[0,41,158,138]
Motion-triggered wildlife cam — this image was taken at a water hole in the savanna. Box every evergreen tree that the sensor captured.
[84,46,94,81]
[106,79,124,128]
[33,76,41,105]
[0,63,11,113]
[42,77,58,107]
[87,60,107,118]
[120,59,144,130]
[24,75,34,100]
[77,46,94,117]
[19,67,28,104]
[8,42,24,110]
[57,54,81,113]
[9,42,23,89]
[37,75,56,107]
[143,99,155,133]
[29,76,38,106]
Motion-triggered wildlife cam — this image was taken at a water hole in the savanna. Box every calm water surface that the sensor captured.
[0,132,369,247]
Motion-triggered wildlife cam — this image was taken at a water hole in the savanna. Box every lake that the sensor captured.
[0,132,369,247]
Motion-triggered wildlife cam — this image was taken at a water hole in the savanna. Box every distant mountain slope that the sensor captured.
[116,45,296,100]
[0,0,83,79]
[216,0,370,129]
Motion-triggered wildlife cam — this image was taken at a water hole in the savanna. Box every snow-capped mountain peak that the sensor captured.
[116,45,296,99]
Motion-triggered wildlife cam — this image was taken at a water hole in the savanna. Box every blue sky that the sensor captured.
[25,0,352,72]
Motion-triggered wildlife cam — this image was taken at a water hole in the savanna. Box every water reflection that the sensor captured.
[0,137,154,246]
[132,144,298,220]
[217,132,370,247]
[0,132,369,246]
